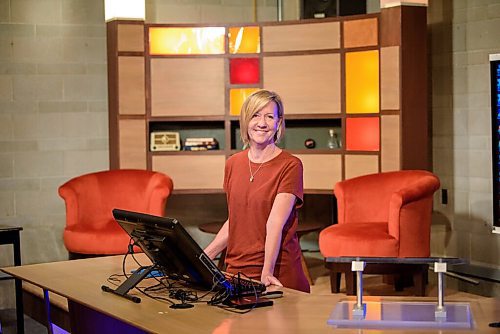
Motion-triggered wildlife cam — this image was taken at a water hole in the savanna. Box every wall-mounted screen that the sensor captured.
[490,54,500,230]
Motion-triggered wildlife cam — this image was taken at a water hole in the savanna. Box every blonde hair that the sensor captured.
[239,89,285,147]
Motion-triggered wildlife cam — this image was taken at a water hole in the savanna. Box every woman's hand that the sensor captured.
[261,272,283,288]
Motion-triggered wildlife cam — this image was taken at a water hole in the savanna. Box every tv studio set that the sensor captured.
[0,0,499,333]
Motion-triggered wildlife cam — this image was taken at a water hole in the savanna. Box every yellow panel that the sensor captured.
[346,50,379,114]
[228,26,260,54]
[149,27,225,55]
[344,155,379,180]
[230,88,259,116]
[152,155,225,190]
[295,154,342,190]
[381,115,400,172]
[263,54,341,114]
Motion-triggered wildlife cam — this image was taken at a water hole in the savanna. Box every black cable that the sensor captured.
[108,239,262,312]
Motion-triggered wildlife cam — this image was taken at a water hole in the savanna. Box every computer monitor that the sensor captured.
[111,208,229,292]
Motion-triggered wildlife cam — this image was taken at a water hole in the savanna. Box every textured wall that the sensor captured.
[429,0,500,272]
[0,0,295,309]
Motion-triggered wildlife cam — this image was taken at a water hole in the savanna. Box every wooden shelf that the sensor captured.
[107,8,429,193]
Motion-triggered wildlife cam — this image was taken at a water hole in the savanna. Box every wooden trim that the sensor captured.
[106,21,119,169]
[380,6,402,47]
[400,6,429,170]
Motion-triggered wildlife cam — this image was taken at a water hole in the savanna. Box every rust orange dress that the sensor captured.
[223,149,310,293]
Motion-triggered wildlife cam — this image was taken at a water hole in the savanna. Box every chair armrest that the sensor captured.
[388,175,440,240]
[58,184,79,229]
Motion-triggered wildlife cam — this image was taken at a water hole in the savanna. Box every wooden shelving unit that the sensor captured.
[106,5,429,194]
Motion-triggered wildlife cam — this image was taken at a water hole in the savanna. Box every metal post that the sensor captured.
[277,0,283,21]
[434,261,447,319]
[351,260,366,318]
[356,270,363,307]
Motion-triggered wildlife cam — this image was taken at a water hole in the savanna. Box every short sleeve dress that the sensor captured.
[223,149,310,293]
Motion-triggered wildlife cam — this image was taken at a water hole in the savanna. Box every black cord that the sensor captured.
[107,238,262,312]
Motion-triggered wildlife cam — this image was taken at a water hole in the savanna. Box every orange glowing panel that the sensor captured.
[149,27,225,55]
[230,88,259,115]
[228,26,260,54]
[346,50,379,114]
[346,117,380,151]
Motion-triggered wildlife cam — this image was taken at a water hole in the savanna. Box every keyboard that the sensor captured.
[224,273,266,297]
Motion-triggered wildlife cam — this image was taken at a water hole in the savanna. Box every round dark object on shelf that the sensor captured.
[304,138,316,149]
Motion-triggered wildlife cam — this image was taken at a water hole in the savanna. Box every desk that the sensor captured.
[0,225,24,334]
[2,254,499,334]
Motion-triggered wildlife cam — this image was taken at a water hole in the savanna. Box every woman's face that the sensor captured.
[247,101,280,147]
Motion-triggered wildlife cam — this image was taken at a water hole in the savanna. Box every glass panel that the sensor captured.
[149,27,225,55]
[228,26,260,54]
[230,88,259,116]
[346,117,380,151]
[346,50,379,114]
[230,58,260,84]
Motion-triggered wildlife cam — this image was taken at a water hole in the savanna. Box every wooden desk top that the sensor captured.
[2,254,499,334]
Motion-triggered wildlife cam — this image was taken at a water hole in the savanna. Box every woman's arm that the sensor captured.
[261,193,296,287]
[203,220,229,260]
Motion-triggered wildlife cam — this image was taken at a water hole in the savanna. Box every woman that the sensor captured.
[204,89,310,293]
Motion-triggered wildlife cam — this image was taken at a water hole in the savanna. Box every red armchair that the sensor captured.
[319,170,440,295]
[59,169,173,259]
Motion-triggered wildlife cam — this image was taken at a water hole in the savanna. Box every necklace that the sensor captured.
[248,159,264,182]
[248,146,275,182]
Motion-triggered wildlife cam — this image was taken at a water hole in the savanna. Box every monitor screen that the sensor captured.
[112,208,228,291]
[490,55,500,229]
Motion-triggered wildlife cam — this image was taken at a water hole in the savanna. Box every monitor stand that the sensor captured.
[101,265,155,303]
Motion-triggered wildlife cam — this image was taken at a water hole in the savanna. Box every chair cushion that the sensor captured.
[64,227,131,255]
[319,222,399,257]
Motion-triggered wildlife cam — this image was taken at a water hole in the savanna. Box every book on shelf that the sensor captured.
[183,137,219,151]
[184,137,217,143]
[184,146,218,151]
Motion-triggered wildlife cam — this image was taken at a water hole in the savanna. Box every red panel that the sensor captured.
[229,58,260,84]
[346,117,380,151]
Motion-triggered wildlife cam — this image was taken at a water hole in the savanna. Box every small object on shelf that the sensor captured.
[184,137,219,151]
[304,138,316,149]
[150,132,181,151]
[327,129,339,149]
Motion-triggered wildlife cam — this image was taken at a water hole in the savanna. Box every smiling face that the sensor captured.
[239,90,285,148]
[247,101,281,147]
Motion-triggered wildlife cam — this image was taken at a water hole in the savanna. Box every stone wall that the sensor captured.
[429,0,500,275]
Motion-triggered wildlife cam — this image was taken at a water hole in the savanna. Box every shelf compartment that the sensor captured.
[230,118,342,151]
[149,120,225,151]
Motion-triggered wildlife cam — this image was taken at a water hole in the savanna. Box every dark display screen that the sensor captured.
[491,57,500,227]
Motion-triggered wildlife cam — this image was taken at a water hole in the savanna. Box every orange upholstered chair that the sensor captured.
[59,169,173,259]
[319,170,440,295]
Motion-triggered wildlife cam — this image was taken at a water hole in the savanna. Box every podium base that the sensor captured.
[328,300,473,329]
